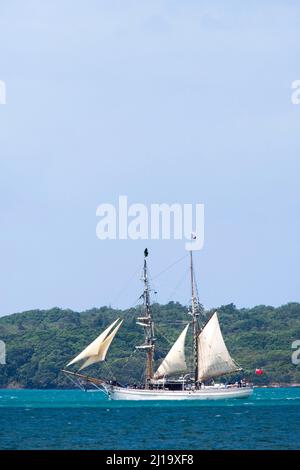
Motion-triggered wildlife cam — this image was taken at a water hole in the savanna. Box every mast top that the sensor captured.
[144,248,149,258]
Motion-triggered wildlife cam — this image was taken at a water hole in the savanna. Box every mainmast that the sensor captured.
[136,249,155,388]
[190,250,199,384]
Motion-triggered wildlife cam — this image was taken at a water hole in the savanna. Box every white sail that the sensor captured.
[66,318,121,367]
[197,312,241,381]
[154,324,189,379]
[79,320,123,370]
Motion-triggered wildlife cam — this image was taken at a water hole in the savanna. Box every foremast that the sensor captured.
[136,248,155,388]
[190,250,200,385]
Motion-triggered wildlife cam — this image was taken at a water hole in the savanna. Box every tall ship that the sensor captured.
[62,249,253,400]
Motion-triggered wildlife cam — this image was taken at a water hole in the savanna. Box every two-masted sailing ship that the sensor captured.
[62,249,253,400]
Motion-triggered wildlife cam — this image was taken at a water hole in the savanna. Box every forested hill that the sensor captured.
[0,302,300,389]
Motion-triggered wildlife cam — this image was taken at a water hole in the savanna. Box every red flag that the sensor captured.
[255,368,263,375]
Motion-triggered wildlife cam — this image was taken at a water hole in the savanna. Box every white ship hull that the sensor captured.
[109,386,253,401]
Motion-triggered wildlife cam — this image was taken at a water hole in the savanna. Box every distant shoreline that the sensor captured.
[1,303,300,388]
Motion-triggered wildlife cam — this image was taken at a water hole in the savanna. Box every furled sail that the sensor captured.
[197,312,241,381]
[66,318,122,368]
[154,324,189,379]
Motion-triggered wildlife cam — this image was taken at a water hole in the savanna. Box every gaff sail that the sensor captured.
[197,312,241,381]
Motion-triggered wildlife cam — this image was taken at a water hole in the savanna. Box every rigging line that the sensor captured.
[123,273,148,312]
[151,253,188,281]
[102,361,115,380]
[154,324,180,347]
[193,270,206,323]
[122,295,143,312]
[147,266,159,305]
[110,264,141,308]
[123,275,152,311]
[109,349,137,369]
[166,266,190,304]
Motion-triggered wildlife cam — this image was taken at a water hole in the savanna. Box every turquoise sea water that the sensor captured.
[0,388,299,449]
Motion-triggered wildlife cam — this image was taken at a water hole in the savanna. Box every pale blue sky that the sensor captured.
[0,1,299,316]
